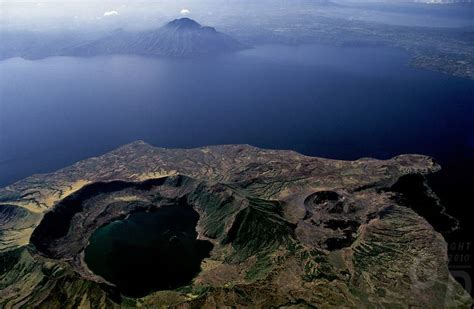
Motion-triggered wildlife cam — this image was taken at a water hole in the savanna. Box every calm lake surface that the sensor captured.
[1,45,472,186]
[84,206,213,297]
[1,44,473,289]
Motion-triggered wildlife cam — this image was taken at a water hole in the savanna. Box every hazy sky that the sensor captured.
[1,0,473,31]
[0,1,177,30]
[0,0,238,31]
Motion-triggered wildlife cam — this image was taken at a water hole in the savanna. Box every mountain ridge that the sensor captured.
[67,18,246,58]
[0,141,471,307]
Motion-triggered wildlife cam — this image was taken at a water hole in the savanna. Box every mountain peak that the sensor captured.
[69,17,246,58]
[165,18,201,30]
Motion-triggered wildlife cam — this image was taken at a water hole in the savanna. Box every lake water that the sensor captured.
[1,44,473,292]
[84,205,213,297]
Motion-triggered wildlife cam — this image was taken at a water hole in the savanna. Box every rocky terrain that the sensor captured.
[0,141,472,307]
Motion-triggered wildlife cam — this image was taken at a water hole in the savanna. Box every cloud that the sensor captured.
[180,9,190,15]
[103,10,119,17]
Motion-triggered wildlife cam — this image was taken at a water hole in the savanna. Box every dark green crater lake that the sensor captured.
[84,205,213,298]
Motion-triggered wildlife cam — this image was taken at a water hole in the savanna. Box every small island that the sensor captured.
[0,141,471,307]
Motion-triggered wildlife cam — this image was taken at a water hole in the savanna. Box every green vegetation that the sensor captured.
[245,255,274,281]
[0,142,471,307]
[223,197,293,261]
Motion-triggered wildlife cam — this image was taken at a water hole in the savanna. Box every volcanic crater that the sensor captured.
[0,141,472,307]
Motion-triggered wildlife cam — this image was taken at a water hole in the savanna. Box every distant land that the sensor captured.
[414,0,473,3]
[1,15,473,79]
[220,5,474,80]
[68,18,246,58]
[0,18,246,60]
[0,142,471,307]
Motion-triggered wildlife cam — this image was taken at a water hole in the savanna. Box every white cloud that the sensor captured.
[103,10,118,17]
[180,9,190,15]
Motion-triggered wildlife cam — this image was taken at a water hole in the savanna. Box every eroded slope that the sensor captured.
[0,141,471,307]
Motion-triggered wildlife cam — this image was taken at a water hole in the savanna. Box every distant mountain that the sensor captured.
[67,18,246,58]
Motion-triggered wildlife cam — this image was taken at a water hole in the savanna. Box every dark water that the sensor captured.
[1,45,472,185]
[0,44,473,293]
[84,205,213,297]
